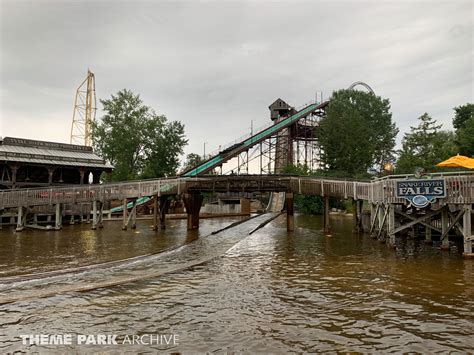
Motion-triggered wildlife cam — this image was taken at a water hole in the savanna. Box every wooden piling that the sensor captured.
[324,196,331,235]
[54,203,62,230]
[387,204,395,247]
[240,198,251,216]
[16,206,25,232]
[131,199,137,229]
[463,204,472,256]
[441,208,450,250]
[152,194,158,231]
[98,201,104,228]
[183,193,203,230]
[92,200,98,230]
[122,198,128,230]
[159,195,168,229]
[286,193,294,232]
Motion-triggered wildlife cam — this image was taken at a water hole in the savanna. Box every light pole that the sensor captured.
[203,142,207,159]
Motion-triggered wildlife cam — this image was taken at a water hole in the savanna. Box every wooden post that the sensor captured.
[463,204,472,256]
[183,193,203,230]
[240,198,251,215]
[55,203,62,230]
[357,200,364,232]
[11,165,18,189]
[378,204,384,235]
[441,207,450,250]
[122,198,128,230]
[425,224,432,244]
[387,204,396,247]
[92,200,98,230]
[48,168,54,186]
[131,199,137,229]
[159,195,168,229]
[324,196,331,234]
[286,193,294,232]
[152,194,158,231]
[352,198,358,233]
[85,203,91,224]
[16,206,25,232]
[370,203,376,231]
[98,201,104,228]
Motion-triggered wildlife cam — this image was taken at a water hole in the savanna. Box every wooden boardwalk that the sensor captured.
[1,172,473,255]
[1,173,473,209]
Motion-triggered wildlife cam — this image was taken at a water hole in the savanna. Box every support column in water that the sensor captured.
[463,204,472,256]
[286,193,294,232]
[159,195,168,229]
[441,208,450,250]
[55,203,62,230]
[352,198,358,233]
[387,204,396,247]
[122,198,128,230]
[92,200,98,230]
[324,196,331,235]
[152,194,159,231]
[240,198,251,216]
[131,199,137,229]
[183,193,203,230]
[16,206,25,232]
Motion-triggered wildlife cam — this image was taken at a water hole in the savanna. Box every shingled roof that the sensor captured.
[0,137,113,169]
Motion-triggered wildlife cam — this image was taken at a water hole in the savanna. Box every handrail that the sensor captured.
[373,170,474,181]
[1,174,473,209]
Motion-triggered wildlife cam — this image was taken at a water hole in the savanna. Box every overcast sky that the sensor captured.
[1,0,472,160]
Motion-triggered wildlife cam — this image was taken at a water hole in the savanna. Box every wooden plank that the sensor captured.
[395,210,442,234]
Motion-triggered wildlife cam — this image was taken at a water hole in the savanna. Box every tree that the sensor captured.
[456,117,474,156]
[93,89,187,181]
[396,113,457,173]
[318,89,398,177]
[141,119,187,179]
[453,103,474,157]
[182,153,204,173]
[282,164,323,214]
[453,103,474,129]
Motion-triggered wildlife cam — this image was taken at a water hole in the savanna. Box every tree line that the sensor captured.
[93,88,472,183]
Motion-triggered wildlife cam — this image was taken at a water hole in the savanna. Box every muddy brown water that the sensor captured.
[0,214,472,352]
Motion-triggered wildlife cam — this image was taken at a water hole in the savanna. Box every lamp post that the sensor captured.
[203,142,207,159]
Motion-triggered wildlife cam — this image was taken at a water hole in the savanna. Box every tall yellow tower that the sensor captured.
[70,70,96,146]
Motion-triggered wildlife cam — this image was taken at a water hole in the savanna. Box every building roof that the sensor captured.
[0,137,113,169]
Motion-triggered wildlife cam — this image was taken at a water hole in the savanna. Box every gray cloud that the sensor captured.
[1,0,472,159]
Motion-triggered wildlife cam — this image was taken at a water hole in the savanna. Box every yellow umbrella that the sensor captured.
[436,154,474,169]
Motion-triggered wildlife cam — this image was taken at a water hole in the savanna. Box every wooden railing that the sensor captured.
[1,174,473,209]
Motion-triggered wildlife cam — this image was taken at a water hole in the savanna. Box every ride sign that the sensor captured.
[395,179,446,208]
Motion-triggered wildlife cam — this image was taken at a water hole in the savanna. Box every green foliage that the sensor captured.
[456,117,474,157]
[396,113,458,173]
[453,103,474,157]
[282,164,323,214]
[318,89,398,177]
[453,103,474,129]
[93,89,187,181]
[182,153,205,173]
[296,194,324,215]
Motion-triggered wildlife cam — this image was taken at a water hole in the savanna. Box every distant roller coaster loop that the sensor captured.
[348,81,375,94]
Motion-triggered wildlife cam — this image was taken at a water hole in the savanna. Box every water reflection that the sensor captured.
[79,231,96,256]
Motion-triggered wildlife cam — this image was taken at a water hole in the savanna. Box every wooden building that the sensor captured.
[0,137,112,189]
[268,98,295,121]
